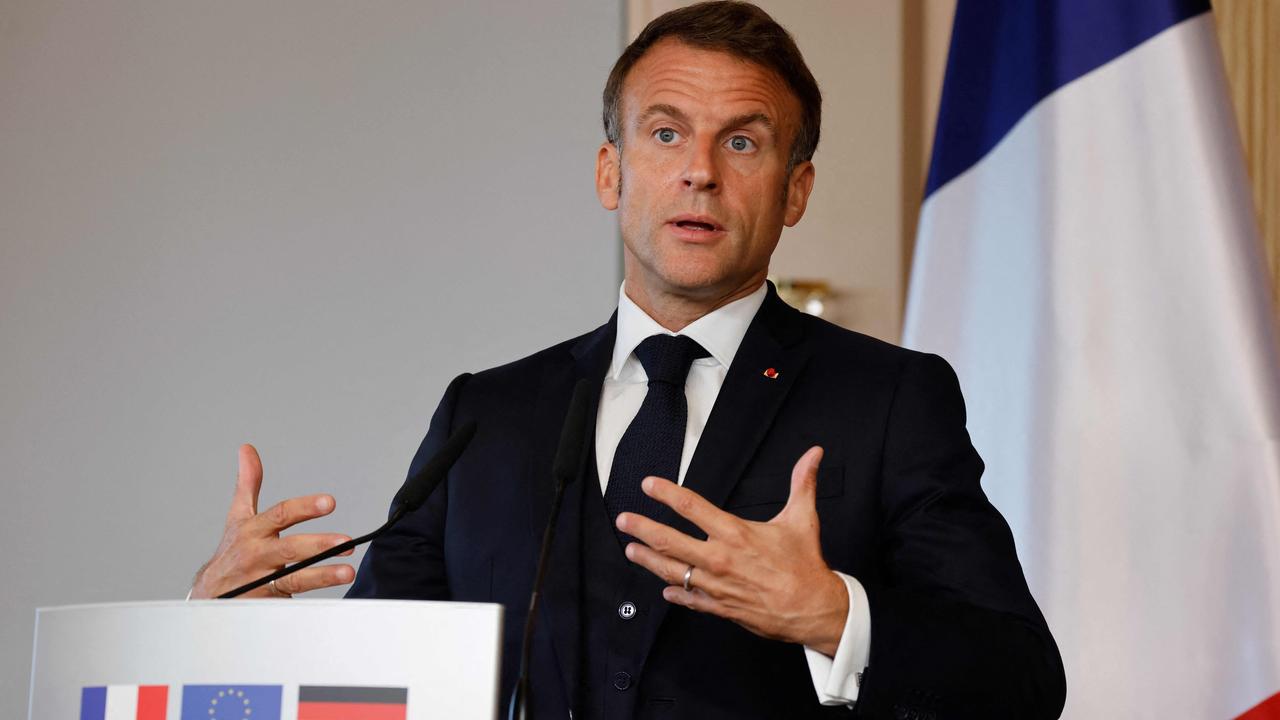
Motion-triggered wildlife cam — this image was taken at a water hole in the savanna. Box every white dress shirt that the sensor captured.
[595,282,871,706]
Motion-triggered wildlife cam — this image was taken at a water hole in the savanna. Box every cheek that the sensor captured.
[723,160,781,204]
[620,150,681,194]
[617,171,663,227]
[615,188,657,253]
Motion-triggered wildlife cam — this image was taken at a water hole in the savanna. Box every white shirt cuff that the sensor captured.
[802,571,871,705]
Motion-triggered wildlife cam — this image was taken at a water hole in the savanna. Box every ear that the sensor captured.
[596,142,621,211]
[782,161,816,227]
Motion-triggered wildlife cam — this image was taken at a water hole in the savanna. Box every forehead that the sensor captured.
[620,39,799,129]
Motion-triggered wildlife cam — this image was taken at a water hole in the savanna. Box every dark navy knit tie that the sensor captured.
[605,334,710,542]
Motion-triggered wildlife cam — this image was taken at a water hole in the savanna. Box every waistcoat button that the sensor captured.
[613,671,632,691]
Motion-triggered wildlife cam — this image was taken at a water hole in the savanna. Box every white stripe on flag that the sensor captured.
[906,14,1280,719]
[103,685,137,720]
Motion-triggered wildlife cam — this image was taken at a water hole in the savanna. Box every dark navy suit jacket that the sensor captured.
[347,286,1066,719]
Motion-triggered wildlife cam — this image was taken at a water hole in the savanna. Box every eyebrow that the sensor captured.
[636,103,690,128]
[635,104,777,138]
[723,112,776,138]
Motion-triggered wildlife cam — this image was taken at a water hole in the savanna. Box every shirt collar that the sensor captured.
[609,281,768,379]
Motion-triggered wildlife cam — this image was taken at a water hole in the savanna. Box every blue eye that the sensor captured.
[728,136,754,152]
[655,128,678,144]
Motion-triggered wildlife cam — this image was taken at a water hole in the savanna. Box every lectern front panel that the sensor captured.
[29,599,503,720]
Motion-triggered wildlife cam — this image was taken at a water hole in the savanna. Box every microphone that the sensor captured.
[508,379,593,720]
[219,420,478,599]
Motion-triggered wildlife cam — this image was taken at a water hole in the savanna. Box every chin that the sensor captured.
[653,265,734,296]
[625,237,743,296]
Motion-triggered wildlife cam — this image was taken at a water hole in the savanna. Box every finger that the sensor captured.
[624,542,729,597]
[227,444,264,523]
[778,446,824,522]
[662,585,735,620]
[273,564,355,595]
[641,476,739,539]
[265,533,353,566]
[616,511,709,566]
[248,494,336,535]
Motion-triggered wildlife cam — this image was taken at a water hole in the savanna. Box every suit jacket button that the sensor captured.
[618,601,637,620]
[613,671,632,691]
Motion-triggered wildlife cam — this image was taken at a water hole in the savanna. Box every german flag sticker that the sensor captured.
[297,686,407,720]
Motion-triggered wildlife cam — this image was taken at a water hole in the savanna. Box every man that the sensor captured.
[191,3,1066,718]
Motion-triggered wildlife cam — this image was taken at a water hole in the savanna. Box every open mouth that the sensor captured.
[675,220,717,231]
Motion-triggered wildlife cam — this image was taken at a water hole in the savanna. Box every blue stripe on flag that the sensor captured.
[924,0,1208,198]
[79,687,106,720]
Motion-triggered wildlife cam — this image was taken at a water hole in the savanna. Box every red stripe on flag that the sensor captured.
[136,686,167,720]
[298,701,406,720]
[1239,692,1280,720]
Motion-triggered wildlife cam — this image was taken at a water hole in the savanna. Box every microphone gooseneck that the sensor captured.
[218,420,478,599]
[508,379,593,720]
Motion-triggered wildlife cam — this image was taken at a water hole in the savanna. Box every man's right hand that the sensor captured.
[189,444,356,599]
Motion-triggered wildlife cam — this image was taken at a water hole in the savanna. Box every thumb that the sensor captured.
[778,445,823,523]
[228,443,263,523]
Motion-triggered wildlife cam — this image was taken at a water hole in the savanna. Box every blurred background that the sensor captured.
[1,1,1274,718]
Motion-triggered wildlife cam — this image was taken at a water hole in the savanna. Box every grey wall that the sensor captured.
[0,2,622,716]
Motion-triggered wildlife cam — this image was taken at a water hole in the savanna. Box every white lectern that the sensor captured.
[29,599,503,720]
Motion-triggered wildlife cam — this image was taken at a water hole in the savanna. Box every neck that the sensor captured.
[623,275,766,332]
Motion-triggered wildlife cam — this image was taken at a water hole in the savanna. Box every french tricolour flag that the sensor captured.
[80,685,167,720]
[904,1,1280,718]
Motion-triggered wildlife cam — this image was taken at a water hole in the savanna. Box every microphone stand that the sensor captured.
[508,380,591,720]
[507,470,571,720]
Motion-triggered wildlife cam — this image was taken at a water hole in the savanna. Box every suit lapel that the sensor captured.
[527,315,614,707]
[660,285,810,533]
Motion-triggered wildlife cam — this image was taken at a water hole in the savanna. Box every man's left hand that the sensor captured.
[616,445,849,656]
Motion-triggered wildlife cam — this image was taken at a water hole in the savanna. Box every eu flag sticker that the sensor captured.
[298,685,408,719]
[180,685,281,720]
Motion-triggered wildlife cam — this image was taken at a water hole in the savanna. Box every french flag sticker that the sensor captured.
[80,685,168,720]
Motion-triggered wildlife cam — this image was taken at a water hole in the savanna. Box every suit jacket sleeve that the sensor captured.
[854,353,1066,719]
[346,372,471,601]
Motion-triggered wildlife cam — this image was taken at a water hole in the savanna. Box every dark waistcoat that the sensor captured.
[577,450,673,720]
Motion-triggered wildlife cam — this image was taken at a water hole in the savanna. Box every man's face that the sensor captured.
[596,40,815,306]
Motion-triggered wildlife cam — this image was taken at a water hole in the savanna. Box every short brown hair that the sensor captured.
[602,1,822,170]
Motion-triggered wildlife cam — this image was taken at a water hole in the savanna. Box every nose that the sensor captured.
[681,138,719,192]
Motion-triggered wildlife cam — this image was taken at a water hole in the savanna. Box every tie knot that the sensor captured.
[634,334,709,386]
